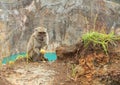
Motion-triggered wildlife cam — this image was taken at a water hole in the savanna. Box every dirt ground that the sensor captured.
[0,60,79,85]
[0,76,12,85]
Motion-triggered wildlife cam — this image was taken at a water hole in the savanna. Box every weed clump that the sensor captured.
[82,31,120,54]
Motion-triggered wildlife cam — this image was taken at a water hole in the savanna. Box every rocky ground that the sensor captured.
[0,62,57,85]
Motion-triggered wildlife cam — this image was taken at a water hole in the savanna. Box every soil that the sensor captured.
[0,60,79,85]
[0,56,119,85]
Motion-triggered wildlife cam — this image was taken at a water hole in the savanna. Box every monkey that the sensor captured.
[27,27,49,62]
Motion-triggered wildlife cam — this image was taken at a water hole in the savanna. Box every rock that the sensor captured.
[0,0,33,9]
[56,40,83,60]
[56,45,76,60]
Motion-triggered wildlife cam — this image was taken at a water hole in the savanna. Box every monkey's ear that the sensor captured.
[34,28,38,32]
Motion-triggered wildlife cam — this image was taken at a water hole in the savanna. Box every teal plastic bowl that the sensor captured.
[2,52,57,64]
[2,52,26,64]
[44,52,57,61]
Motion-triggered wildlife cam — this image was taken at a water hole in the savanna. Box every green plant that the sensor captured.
[71,64,76,77]
[82,31,120,54]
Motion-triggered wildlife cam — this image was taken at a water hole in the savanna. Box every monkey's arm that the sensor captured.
[34,46,41,55]
[44,32,49,50]
[33,40,41,55]
[46,33,49,45]
[43,45,48,50]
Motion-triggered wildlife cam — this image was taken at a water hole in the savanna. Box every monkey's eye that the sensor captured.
[38,32,46,36]
[39,32,46,34]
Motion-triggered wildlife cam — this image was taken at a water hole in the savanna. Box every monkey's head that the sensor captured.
[34,27,47,41]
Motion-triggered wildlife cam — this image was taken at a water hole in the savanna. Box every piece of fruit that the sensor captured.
[40,49,46,54]
[8,61,14,65]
